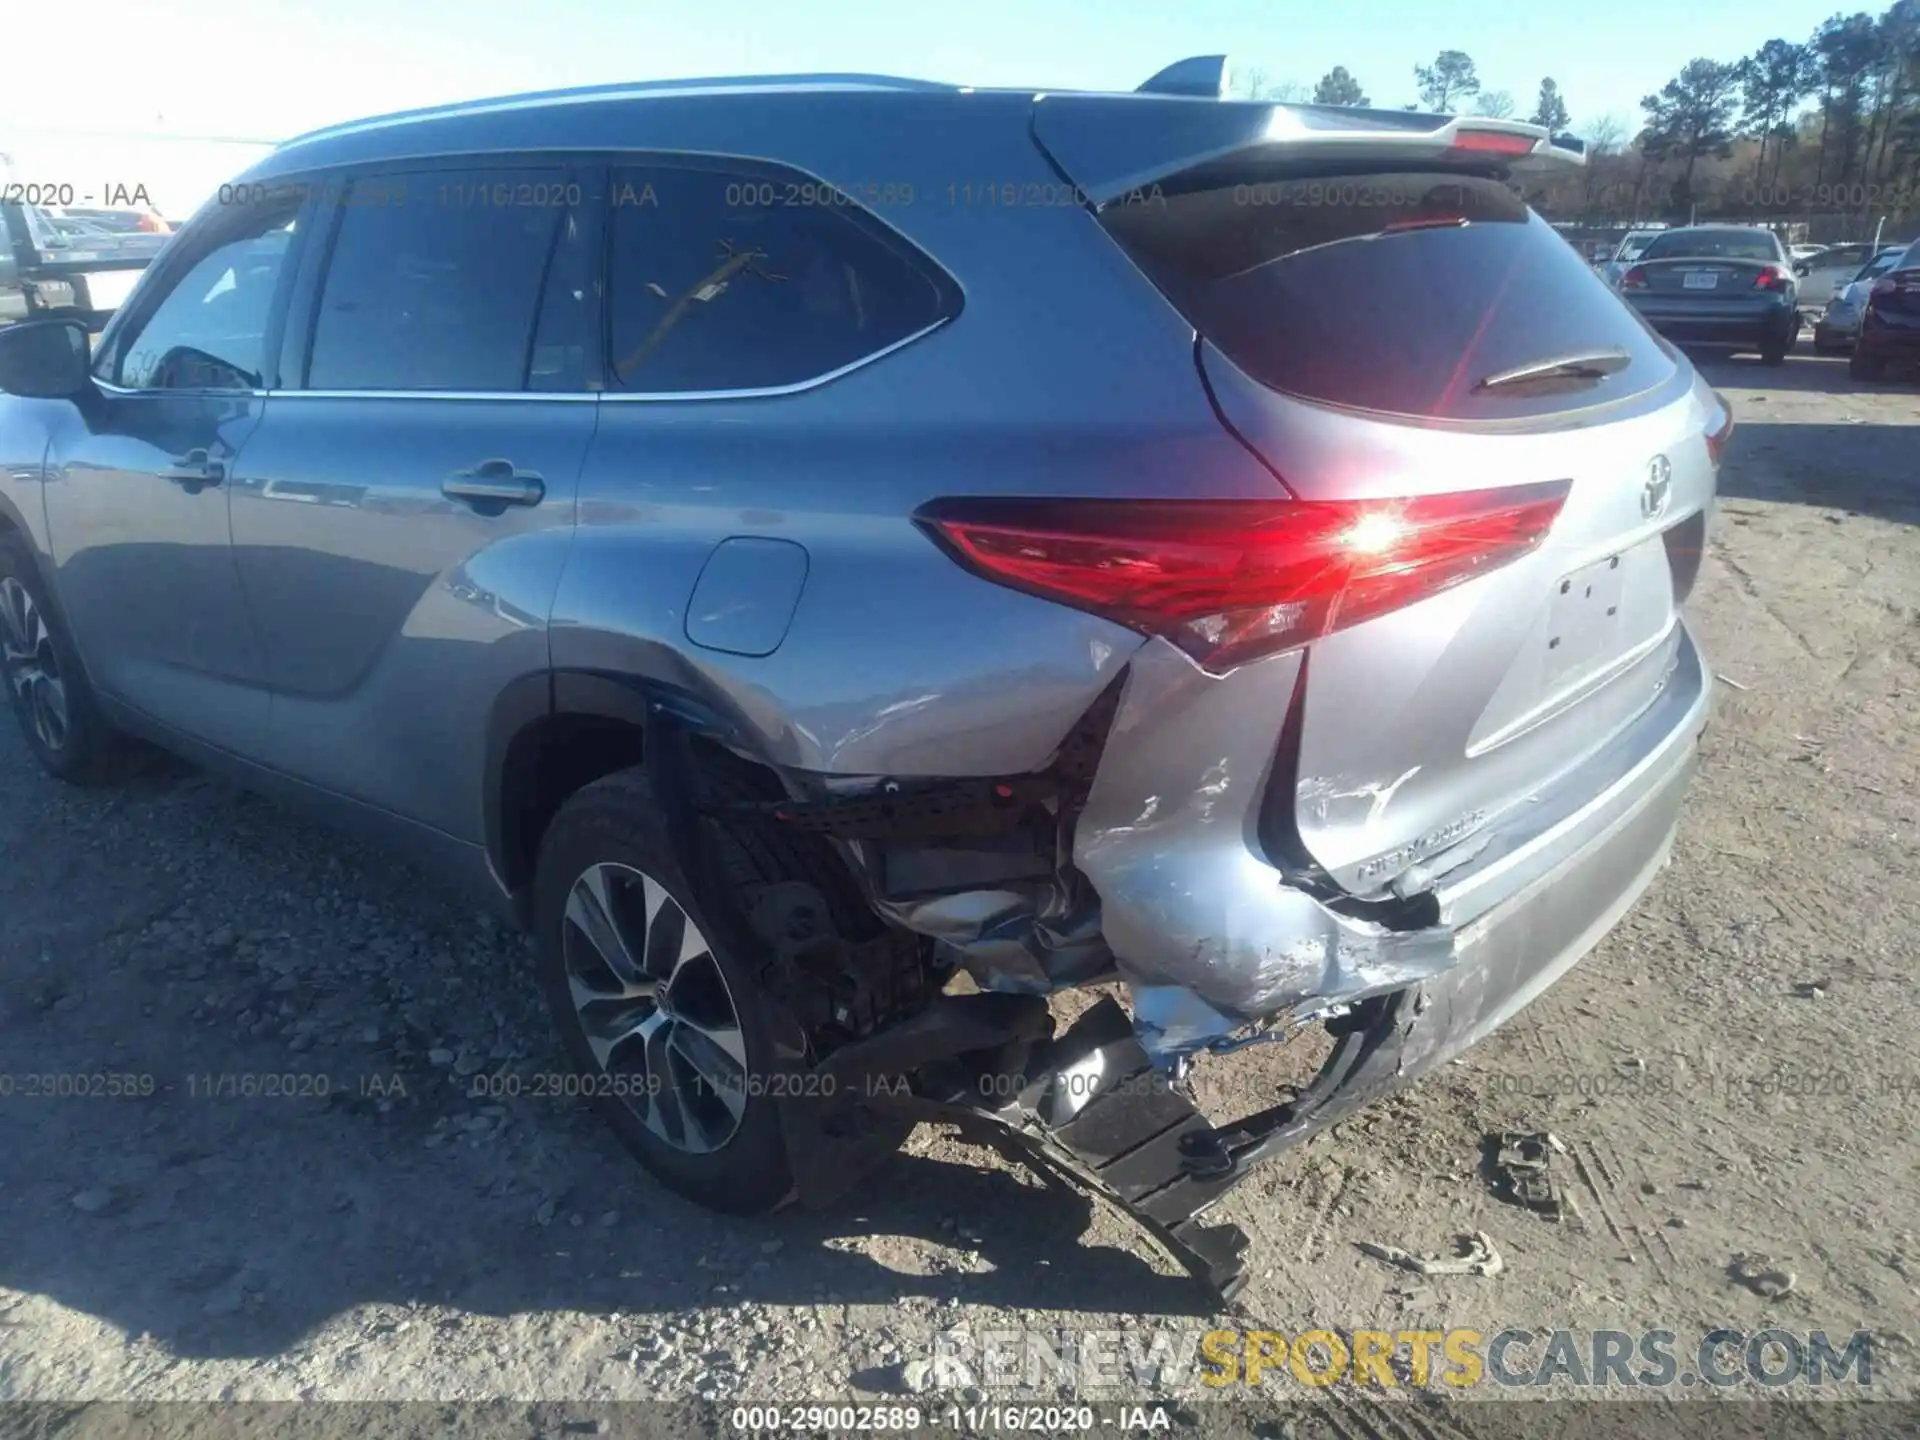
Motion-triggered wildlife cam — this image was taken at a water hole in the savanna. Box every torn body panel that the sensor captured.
[1073,639,1457,1058]
[1073,622,1710,1065]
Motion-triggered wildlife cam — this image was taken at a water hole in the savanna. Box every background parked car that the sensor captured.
[1812,245,1910,354]
[50,205,172,235]
[1792,241,1881,309]
[1850,237,1920,380]
[1617,225,1799,364]
[1602,225,1668,288]
[0,201,167,326]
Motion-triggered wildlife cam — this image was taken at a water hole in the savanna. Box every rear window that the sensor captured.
[1640,229,1781,263]
[1102,170,1674,422]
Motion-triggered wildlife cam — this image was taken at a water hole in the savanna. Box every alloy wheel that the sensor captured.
[0,577,68,754]
[560,861,749,1154]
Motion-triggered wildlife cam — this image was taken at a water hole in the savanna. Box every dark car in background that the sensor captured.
[1812,245,1908,354]
[1851,238,1920,381]
[1617,225,1799,365]
[53,206,172,236]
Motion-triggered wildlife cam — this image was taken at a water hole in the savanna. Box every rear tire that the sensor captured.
[0,532,142,785]
[532,765,798,1215]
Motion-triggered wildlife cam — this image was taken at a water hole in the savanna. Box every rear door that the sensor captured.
[230,161,598,839]
[1068,129,1716,896]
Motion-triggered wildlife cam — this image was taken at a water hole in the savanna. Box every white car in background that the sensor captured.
[1602,226,1669,288]
[1793,242,1882,310]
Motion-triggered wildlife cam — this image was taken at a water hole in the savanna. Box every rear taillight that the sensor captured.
[1752,267,1791,292]
[916,486,1570,673]
[1871,275,1899,297]
[1705,395,1734,467]
[137,212,167,234]
[1451,129,1537,156]
[1621,266,1649,290]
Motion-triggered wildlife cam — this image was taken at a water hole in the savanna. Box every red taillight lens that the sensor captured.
[1621,266,1649,290]
[137,212,167,234]
[1871,275,1899,297]
[916,486,1570,672]
[1752,267,1790,291]
[1705,395,1734,467]
[1451,129,1537,156]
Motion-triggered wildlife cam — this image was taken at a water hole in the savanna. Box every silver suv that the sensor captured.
[0,65,1718,1298]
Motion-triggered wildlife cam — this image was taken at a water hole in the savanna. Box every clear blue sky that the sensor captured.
[2,0,1848,212]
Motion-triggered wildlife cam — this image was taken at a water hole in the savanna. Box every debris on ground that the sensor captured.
[1358,1230,1504,1278]
[1490,1131,1580,1224]
[1791,979,1830,1000]
[1730,1253,1797,1300]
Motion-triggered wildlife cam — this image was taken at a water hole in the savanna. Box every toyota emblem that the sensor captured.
[1641,455,1672,520]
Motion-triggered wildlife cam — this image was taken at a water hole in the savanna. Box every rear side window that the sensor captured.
[1640,229,1781,263]
[306,169,576,391]
[1101,170,1675,422]
[604,160,957,394]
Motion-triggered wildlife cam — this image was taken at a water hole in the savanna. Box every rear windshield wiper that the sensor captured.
[1473,348,1631,393]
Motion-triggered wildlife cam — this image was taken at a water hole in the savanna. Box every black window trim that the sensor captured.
[92,184,317,396]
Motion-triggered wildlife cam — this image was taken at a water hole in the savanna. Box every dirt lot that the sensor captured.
[1,352,1917,1429]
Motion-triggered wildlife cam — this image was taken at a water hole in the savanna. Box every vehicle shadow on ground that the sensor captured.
[1690,352,1920,527]
[0,753,1208,1366]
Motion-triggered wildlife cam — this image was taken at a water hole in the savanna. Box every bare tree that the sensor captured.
[1474,90,1517,118]
[1414,50,1482,112]
[1234,66,1310,102]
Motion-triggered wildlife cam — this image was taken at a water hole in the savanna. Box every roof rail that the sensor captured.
[279,73,954,150]
[1135,55,1232,99]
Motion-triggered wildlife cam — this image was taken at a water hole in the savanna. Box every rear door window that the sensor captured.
[603,159,958,394]
[1102,170,1674,422]
[305,168,578,392]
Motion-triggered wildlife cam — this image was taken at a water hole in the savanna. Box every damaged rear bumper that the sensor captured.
[808,671,1701,1302]
[1077,623,1711,1061]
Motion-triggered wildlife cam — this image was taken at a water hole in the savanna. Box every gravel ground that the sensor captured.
[1,352,1917,1429]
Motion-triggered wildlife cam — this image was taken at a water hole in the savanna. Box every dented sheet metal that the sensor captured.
[1073,639,1460,1058]
[872,883,1112,995]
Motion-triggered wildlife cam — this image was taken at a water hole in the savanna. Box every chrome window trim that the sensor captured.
[266,389,599,402]
[599,314,951,402]
[263,314,951,403]
[93,379,269,399]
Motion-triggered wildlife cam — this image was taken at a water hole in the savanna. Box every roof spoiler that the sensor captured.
[1136,55,1232,99]
[1033,98,1586,205]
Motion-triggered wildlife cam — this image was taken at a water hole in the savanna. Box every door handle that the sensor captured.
[443,459,545,507]
[158,449,226,488]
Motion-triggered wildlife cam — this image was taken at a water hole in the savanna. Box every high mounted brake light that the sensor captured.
[916,486,1570,673]
[1452,130,1538,156]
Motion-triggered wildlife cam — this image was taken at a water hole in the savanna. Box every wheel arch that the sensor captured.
[485,668,769,925]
